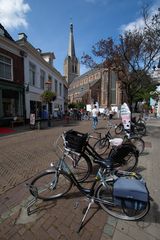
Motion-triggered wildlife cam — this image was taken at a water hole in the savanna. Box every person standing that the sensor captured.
[91,105,99,130]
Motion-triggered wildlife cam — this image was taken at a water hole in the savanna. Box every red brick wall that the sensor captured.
[0,47,24,84]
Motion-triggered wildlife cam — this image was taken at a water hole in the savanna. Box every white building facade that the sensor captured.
[16,33,66,120]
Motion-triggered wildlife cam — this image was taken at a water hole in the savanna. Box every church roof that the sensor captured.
[69,67,101,86]
[69,78,100,94]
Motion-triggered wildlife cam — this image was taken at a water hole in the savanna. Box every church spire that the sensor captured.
[64,22,80,85]
[68,22,76,58]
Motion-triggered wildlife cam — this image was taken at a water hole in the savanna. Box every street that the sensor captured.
[0,118,160,240]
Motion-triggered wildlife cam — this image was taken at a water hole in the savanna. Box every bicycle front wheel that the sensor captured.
[29,170,72,200]
[69,153,92,182]
[134,123,146,136]
[93,137,110,156]
[96,182,150,221]
[115,123,123,135]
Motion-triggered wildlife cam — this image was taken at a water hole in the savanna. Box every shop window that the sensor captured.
[2,90,19,117]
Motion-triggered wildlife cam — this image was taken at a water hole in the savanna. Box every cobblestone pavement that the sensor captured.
[0,118,160,240]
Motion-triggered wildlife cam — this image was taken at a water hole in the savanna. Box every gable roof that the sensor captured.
[0,23,14,41]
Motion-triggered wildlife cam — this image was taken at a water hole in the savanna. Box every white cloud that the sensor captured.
[0,0,30,29]
[120,2,160,33]
[120,17,145,33]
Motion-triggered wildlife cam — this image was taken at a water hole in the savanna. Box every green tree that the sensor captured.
[41,90,56,103]
[81,6,160,112]
[76,102,86,109]
[68,102,86,109]
[41,90,56,127]
[68,102,77,109]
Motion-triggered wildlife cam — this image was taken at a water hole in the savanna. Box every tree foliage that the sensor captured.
[81,6,160,110]
[41,90,56,103]
[68,102,85,109]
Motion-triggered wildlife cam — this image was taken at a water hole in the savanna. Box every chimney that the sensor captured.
[18,33,27,41]
[36,48,42,53]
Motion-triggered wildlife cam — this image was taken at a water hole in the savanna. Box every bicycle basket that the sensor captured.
[113,177,149,210]
[64,130,88,153]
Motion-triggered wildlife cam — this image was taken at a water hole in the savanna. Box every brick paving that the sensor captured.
[0,119,114,240]
[0,117,160,240]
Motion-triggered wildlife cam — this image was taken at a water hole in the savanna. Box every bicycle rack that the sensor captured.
[26,183,38,215]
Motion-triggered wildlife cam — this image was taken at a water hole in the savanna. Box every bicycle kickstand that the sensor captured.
[77,198,94,233]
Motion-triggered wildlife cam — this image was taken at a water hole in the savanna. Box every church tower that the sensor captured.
[64,23,80,85]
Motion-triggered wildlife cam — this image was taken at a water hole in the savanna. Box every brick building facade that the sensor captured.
[0,24,24,126]
[64,23,122,109]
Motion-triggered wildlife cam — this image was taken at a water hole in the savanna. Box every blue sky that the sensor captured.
[0,0,159,75]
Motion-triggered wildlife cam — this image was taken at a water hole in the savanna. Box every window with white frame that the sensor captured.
[0,54,12,80]
[40,69,45,89]
[29,62,36,86]
[59,82,62,96]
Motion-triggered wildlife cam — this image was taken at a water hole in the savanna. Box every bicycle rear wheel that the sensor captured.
[129,137,145,154]
[93,137,110,156]
[117,152,138,171]
[96,182,150,221]
[134,123,146,136]
[111,144,138,171]
[29,169,72,200]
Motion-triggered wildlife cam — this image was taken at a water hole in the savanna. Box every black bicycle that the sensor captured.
[53,130,139,183]
[29,152,150,232]
[93,129,145,156]
[115,121,146,136]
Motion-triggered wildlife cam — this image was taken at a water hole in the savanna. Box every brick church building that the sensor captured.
[64,23,122,109]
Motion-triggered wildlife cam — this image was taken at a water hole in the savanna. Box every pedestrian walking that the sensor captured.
[108,108,114,126]
[91,105,99,130]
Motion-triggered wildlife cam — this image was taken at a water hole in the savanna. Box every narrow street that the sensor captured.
[0,118,160,240]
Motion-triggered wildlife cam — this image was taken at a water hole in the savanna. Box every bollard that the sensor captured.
[37,121,40,130]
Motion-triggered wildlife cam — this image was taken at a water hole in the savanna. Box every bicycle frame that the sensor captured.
[55,154,114,205]
[62,132,126,170]
[55,154,119,232]
[55,155,98,196]
[83,137,119,162]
